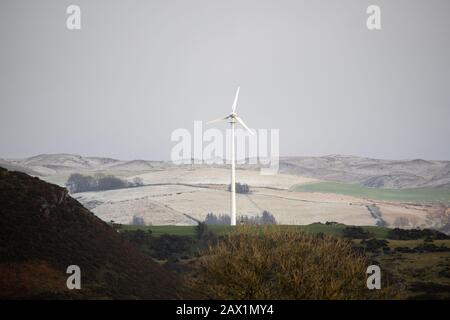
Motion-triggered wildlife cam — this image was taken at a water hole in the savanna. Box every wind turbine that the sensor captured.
[207,87,254,226]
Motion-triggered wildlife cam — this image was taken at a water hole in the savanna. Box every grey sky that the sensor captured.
[1,0,449,161]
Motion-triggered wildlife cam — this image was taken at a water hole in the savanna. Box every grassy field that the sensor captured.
[121,224,232,236]
[120,223,390,238]
[291,182,450,203]
[378,250,450,299]
[386,239,450,248]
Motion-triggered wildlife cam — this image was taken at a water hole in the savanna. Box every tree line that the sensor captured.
[66,173,144,193]
[204,211,277,225]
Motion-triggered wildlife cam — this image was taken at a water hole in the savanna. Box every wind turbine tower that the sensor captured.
[207,87,254,226]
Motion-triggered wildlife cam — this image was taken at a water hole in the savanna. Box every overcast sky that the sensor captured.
[1,0,449,161]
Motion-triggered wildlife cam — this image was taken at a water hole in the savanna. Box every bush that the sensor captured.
[387,228,449,240]
[122,229,151,245]
[188,226,386,299]
[342,226,374,239]
[194,222,208,239]
[228,182,250,194]
[360,238,389,253]
[121,232,201,261]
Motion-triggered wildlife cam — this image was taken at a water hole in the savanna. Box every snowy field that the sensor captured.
[71,167,430,227]
[5,154,436,228]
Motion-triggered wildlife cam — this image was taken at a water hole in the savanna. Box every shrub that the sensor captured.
[122,229,151,245]
[342,226,374,239]
[228,182,250,194]
[121,232,200,261]
[360,238,389,253]
[188,226,387,299]
[387,228,449,240]
[194,222,208,239]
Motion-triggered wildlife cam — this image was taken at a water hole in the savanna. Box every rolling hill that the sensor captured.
[1,154,449,230]
[278,155,450,188]
[2,153,450,188]
[0,167,184,299]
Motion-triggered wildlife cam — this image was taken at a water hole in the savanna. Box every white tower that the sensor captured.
[207,87,253,226]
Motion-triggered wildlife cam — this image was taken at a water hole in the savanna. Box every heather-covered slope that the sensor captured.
[0,167,183,299]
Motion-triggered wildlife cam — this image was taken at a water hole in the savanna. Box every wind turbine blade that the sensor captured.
[231,87,240,112]
[206,116,228,124]
[235,116,254,135]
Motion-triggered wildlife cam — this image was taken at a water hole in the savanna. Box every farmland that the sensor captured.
[291,182,450,203]
[2,154,449,230]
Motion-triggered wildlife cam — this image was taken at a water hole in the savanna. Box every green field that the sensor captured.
[120,224,233,236]
[386,239,450,248]
[120,223,390,238]
[291,182,450,203]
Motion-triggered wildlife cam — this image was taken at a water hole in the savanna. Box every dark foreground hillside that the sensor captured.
[0,167,183,299]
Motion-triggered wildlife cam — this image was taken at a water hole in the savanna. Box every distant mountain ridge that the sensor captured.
[1,153,450,189]
[1,153,172,175]
[278,155,450,189]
